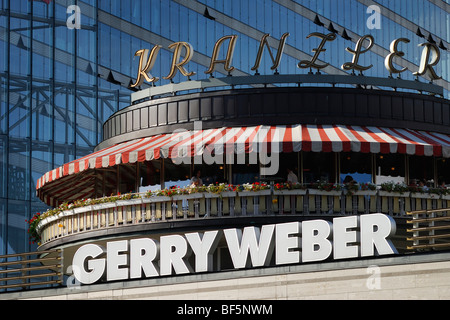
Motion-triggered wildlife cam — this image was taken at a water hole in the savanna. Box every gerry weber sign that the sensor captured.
[130,32,443,88]
[72,214,397,285]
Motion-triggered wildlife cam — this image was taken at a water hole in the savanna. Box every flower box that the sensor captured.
[308,189,342,196]
[324,190,344,197]
[274,189,307,196]
[116,198,143,207]
[61,210,74,218]
[45,215,58,224]
[378,190,410,198]
[204,193,221,199]
[142,196,172,203]
[172,193,205,201]
[36,220,48,233]
[410,192,439,199]
[92,202,117,210]
[411,192,441,199]
[238,190,271,197]
[73,205,92,214]
[352,190,377,197]
[219,191,238,198]
[442,194,450,201]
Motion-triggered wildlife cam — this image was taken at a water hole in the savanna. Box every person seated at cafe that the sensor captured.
[343,175,356,184]
[408,179,418,187]
[190,170,203,187]
[286,168,298,184]
[419,179,429,192]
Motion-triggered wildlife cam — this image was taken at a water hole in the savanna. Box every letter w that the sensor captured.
[224,225,275,269]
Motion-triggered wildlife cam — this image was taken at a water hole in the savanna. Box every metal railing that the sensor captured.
[131,74,445,103]
[36,189,450,247]
[0,249,63,292]
[407,208,450,251]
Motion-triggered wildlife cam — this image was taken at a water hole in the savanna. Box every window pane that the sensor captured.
[408,156,434,185]
[340,152,372,184]
[437,158,450,187]
[303,152,336,184]
[375,154,406,184]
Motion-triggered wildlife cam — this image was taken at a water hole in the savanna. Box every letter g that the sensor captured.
[72,244,106,285]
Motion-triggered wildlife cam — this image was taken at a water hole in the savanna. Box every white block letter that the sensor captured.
[72,244,105,285]
[130,238,159,279]
[360,214,398,257]
[160,235,193,276]
[302,220,333,263]
[224,225,275,269]
[107,240,129,281]
[333,216,359,260]
[185,231,222,273]
[275,222,301,265]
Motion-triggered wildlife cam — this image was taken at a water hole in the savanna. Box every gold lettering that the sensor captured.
[205,35,238,75]
[251,33,290,73]
[342,35,374,73]
[163,42,196,81]
[298,32,336,70]
[130,46,162,87]
[413,43,441,80]
[385,38,410,75]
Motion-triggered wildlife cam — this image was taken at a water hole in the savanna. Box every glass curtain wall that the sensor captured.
[0,0,448,255]
[0,0,128,255]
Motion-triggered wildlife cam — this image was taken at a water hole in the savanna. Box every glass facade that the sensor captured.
[0,0,448,255]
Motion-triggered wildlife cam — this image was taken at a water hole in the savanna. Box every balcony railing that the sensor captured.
[35,188,450,247]
[0,250,62,291]
[407,208,450,251]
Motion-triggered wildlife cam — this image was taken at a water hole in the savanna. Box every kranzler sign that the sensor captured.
[130,32,443,88]
[72,214,397,285]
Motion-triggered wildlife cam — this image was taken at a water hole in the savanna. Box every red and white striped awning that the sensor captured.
[36,124,450,206]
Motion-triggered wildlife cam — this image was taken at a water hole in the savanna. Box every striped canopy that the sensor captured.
[36,124,450,206]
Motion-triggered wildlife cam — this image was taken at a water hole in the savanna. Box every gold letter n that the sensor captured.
[251,33,290,74]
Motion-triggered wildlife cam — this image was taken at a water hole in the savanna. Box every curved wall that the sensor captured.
[98,87,450,150]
